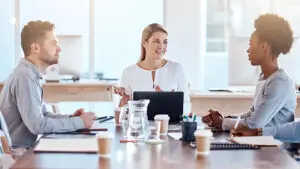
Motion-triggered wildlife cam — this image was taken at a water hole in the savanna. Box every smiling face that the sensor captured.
[139,23,168,61]
[143,31,168,61]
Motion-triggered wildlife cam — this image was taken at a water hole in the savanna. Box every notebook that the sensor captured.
[190,141,260,150]
[34,138,98,153]
[47,128,108,135]
[230,136,282,147]
[210,143,260,150]
[205,127,228,133]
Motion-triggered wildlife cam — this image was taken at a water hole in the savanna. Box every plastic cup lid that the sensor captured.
[154,114,170,120]
[194,130,213,137]
[96,132,114,139]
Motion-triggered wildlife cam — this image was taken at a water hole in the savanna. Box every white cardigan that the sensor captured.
[118,60,191,112]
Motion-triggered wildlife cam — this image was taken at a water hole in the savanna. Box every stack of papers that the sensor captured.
[34,138,98,153]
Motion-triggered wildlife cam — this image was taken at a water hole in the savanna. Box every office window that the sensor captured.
[20,0,90,76]
[206,0,227,54]
[228,0,300,86]
[94,0,164,79]
[203,0,228,89]
[0,0,15,81]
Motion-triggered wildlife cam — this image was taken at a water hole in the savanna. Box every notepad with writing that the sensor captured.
[230,136,282,147]
[34,138,98,153]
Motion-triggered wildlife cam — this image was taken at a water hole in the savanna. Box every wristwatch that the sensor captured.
[256,128,263,136]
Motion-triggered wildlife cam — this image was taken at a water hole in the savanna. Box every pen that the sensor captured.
[183,115,188,122]
[120,139,137,143]
[230,115,241,138]
[96,116,110,120]
[233,115,241,129]
[99,116,115,123]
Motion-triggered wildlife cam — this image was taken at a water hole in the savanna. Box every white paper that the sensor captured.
[34,138,98,153]
[230,136,282,146]
[167,133,182,140]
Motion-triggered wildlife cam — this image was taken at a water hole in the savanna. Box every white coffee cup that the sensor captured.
[194,130,213,155]
[96,132,114,156]
[154,114,170,134]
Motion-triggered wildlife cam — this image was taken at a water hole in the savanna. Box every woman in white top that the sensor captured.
[115,23,190,110]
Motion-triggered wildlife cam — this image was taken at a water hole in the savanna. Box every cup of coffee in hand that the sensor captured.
[194,130,213,155]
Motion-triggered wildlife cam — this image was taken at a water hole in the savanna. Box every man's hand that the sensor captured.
[80,112,97,128]
[70,108,84,117]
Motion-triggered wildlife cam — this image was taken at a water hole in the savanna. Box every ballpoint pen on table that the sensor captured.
[96,116,111,120]
[99,116,115,123]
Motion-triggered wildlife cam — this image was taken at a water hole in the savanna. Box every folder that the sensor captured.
[47,128,108,135]
[34,138,98,153]
[230,136,282,147]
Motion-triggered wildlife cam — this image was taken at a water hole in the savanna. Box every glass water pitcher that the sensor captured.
[126,99,150,140]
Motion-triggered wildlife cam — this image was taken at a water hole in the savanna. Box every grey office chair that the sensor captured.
[0,111,11,154]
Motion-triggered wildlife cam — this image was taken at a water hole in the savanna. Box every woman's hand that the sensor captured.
[155,85,175,92]
[119,95,130,107]
[113,86,127,96]
[230,124,259,137]
[202,109,224,128]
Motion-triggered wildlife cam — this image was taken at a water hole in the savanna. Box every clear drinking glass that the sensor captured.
[119,104,129,138]
[148,120,161,140]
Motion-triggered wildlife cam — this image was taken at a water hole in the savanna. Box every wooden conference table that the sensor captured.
[11,122,300,169]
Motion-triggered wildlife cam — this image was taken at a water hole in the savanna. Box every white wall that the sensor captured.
[0,0,15,81]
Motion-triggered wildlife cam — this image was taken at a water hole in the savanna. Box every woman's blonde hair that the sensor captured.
[139,23,168,61]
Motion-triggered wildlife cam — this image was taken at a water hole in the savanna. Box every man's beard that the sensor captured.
[39,48,58,66]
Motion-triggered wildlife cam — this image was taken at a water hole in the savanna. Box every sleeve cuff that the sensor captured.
[72,117,85,129]
[262,126,275,136]
[222,118,237,131]
[114,107,121,112]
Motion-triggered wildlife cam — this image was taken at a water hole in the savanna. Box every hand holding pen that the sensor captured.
[230,115,241,137]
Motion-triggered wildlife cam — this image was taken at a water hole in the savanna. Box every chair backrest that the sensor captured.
[0,111,11,154]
